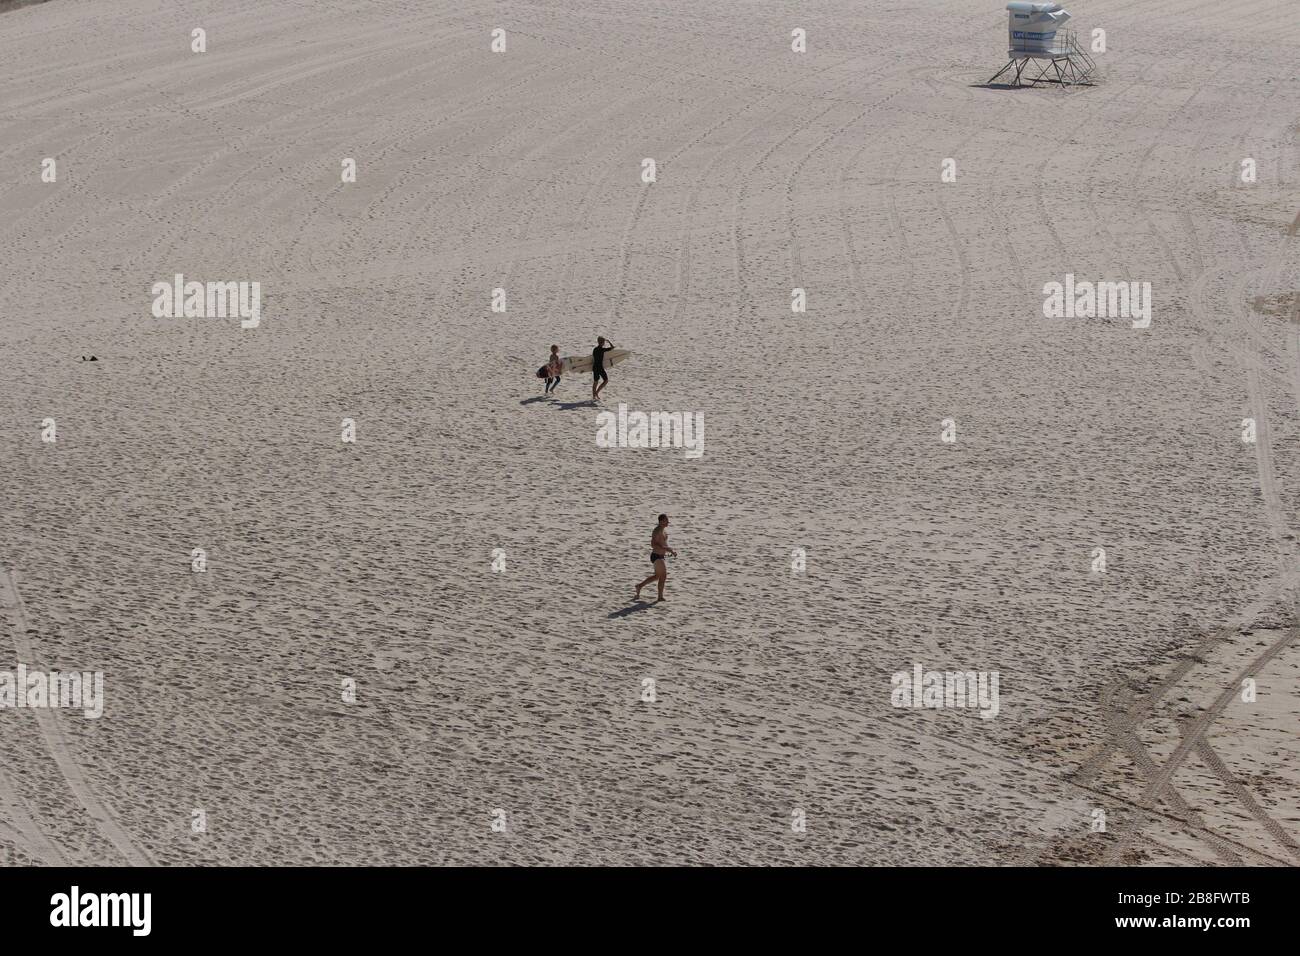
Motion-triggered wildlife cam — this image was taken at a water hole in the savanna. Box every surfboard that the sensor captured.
[560,348,631,374]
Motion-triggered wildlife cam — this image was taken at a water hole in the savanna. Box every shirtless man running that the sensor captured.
[634,514,677,602]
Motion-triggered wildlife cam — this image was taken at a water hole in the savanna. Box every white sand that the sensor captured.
[0,0,1297,865]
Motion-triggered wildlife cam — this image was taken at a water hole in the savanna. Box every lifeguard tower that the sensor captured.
[987,2,1097,88]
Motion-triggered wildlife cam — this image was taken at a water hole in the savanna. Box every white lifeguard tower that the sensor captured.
[988,2,1097,88]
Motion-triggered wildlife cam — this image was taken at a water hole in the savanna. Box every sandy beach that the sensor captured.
[0,0,1297,865]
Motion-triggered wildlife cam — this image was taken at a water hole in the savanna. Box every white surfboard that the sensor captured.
[561,348,631,374]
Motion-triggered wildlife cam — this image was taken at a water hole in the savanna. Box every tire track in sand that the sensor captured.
[0,762,69,865]
[1017,49,1293,862]
[617,47,870,325]
[0,567,153,865]
[1193,735,1300,860]
[1101,628,1299,864]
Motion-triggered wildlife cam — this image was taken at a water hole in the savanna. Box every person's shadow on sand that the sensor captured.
[519,396,551,405]
[557,400,598,410]
[608,601,656,619]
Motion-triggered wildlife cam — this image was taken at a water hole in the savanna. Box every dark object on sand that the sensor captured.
[0,1,57,14]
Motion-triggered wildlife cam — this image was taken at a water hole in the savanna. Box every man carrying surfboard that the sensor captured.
[591,335,616,401]
[634,514,676,602]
